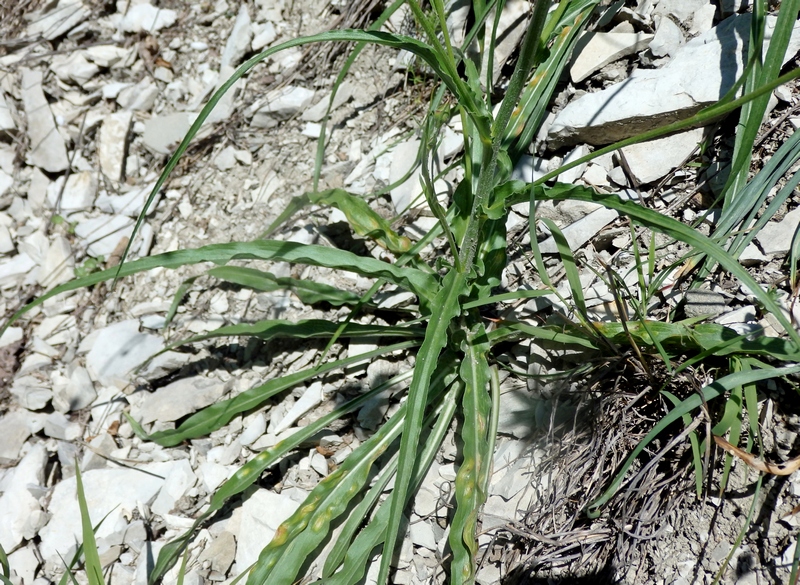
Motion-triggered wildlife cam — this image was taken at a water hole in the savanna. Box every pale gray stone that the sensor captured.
[300,83,356,122]
[250,85,315,125]
[81,432,118,470]
[413,486,439,517]
[39,464,170,565]
[151,459,196,516]
[0,327,22,347]
[557,144,590,184]
[214,146,237,171]
[142,112,197,155]
[73,214,133,258]
[84,45,131,68]
[756,207,800,255]
[20,69,69,173]
[51,52,100,86]
[54,171,97,213]
[9,375,52,410]
[220,5,252,70]
[85,320,165,386]
[0,92,15,134]
[98,111,132,181]
[44,411,82,441]
[120,3,177,33]
[53,365,96,412]
[133,376,227,425]
[570,32,653,83]
[650,16,684,58]
[236,489,301,570]
[0,170,13,200]
[549,14,800,146]
[620,127,704,184]
[26,0,89,40]
[739,242,767,265]
[198,531,236,576]
[409,519,437,550]
[252,22,277,51]
[239,412,266,446]
[536,207,619,255]
[38,235,74,288]
[272,382,323,434]
[683,289,726,318]
[117,79,159,112]
[0,443,46,552]
[0,410,35,464]
[95,183,160,217]
[512,155,551,183]
[7,545,39,584]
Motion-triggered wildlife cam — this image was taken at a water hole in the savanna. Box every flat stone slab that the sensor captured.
[38,464,171,564]
[549,14,800,146]
[85,320,165,386]
[620,127,705,184]
[20,69,69,173]
[570,32,653,83]
[132,376,228,425]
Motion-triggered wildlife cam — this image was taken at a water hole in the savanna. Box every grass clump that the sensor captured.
[6,0,800,583]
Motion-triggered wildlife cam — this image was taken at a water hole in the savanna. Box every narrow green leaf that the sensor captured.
[378,269,467,584]
[75,466,105,585]
[449,321,492,585]
[0,542,8,578]
[311,189,412,254]
[540,218,588,321]
[508,184,800,348]
[207,266,361,306]
[130,340,418,447]
[148,368,417,584]
[4,241,438,335]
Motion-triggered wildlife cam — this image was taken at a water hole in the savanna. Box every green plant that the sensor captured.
[6,0,800,583]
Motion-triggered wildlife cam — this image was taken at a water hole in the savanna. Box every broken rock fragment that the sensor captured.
[20,69,69,173]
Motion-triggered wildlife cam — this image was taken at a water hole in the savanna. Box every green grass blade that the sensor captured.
[3,241,438,334]
[0,543,8,578]
[129,340,418,447]
[378,269,467,585]
[586,364,800,518]
[75,466,105,585]
[540,217,588,321]
[311,189,412,254]
[326,382,461,585]
[207,266,361,306]
[148,367,417,584]
[449,321,492,585]
[461,287,552,310]
[156,319,423,359]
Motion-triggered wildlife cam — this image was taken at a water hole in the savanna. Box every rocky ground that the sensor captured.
[3,0,800,584]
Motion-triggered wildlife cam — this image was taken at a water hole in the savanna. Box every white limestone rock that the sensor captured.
[25,0,89,40]
[570,32,653,83]
[53,171,98,213]
[0,92,16,134]
[250,86,315,126]
[20,69,69,173]
[142,112,197,155]
[132,376,228,425]
[220,5,252,70]
[73,213,133,258]
[537,207,620,255]
[549,14,800,146]
[236,490,301,570]
[38,464,171,565]
[619,127,705,184]
[0,443,47,552]
[120,3,178,33]
[756,207,800,256]
[98,111,133,181]
[84,320,165,386]
[51,52,100,86]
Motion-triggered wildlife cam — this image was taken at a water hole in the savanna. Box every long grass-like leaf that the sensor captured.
[378,269,467,584]
[3,241,438,335]
[156,319,423,359]
[148,368,418,584]
[586,365,800,518]
[129,340,418,447]
[75,466,105,585]
[207,266,361,306]
[326,382,461,585]
[449,321,492,585]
